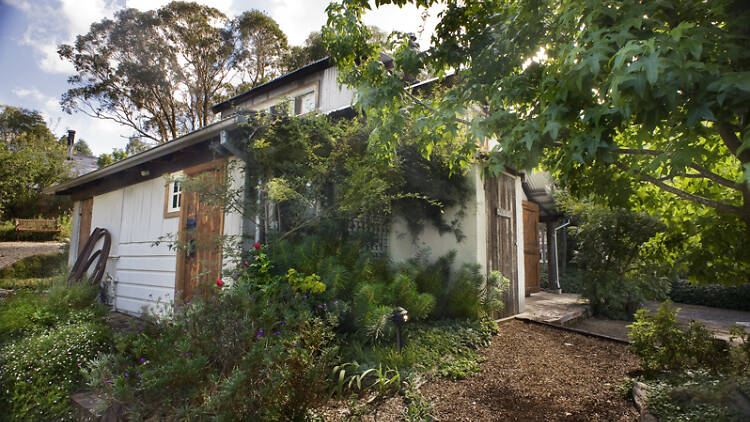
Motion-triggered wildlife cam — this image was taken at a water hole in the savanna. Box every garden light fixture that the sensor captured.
[391,307,408,352]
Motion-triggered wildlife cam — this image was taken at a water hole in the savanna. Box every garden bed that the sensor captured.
[319,319,641,421]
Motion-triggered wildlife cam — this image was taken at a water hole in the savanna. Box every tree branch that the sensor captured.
[612,148,664,156]
[687,163,739,190]
[613,148,740,190]
[719,121,750,164]
[615,162,743,215]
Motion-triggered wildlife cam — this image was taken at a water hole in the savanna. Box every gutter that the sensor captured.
[45,117,238,195]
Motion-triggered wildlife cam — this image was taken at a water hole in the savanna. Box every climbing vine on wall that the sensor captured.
[223,109,472,244]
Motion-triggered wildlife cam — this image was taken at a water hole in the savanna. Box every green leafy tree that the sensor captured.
[59,2,289,143]
[58,136,94,156]
[0,106,69,217]
[325,0,750,283]
[282,31,328,72]
[97,137,152,168]
[73,140,93,156]
[560,195,670,318]
[282,26,388,73]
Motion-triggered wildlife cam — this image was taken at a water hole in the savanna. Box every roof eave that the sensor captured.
[45,116,238,195]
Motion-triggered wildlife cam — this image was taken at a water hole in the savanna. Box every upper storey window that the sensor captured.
[294,91,316,115]
[261,83,319,116]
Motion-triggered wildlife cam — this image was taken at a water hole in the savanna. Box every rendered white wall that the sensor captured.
[515,177,526,312]
[388,166,527,313]
[388,166,485,273]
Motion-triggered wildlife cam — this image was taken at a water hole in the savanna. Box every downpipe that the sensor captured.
[552,219,571,294]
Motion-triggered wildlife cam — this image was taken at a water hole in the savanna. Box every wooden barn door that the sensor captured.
[485,173,519,316]
[522,200,541,296]
[175,160,225,301]
[77,198,93,257]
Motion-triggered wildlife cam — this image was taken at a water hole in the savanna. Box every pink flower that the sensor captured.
[243,261,249,267]
[216,279,224,287]
[253,242,261,250]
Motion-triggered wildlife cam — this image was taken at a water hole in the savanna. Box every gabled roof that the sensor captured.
[212,57,331,114]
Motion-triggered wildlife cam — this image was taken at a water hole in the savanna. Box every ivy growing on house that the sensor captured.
[221,109,472,245]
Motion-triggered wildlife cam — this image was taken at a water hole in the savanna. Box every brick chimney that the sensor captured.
[66,130,76,160]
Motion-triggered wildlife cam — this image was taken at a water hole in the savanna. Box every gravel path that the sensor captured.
[0,242,65,269]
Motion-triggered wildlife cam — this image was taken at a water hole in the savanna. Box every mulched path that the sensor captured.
[421,320,640,421]
[320,319,640,421]
[0,241,64,269]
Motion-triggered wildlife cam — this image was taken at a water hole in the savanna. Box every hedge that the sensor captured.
[669,280,750,312]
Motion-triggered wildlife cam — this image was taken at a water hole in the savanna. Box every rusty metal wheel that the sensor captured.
[68,227,111,286]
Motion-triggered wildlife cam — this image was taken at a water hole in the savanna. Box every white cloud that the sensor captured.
[362,3,444,50]
[12,85,130,154]
[265,0,329,45]
[264,0,443,48]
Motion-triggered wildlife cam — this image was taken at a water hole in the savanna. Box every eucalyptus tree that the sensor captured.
[324,0,750,282]
[59,2,289,143]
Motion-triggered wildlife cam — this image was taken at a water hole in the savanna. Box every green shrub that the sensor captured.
[0,278,106,341]
[86,246,338,420]
[0,252,67,279]
[645,372,746,422]
[629,301,731,376]
[669,280,750,312]
[270,233,505,344]
[0,290,40,339]
[560,197,671,319]
[342,318,498,380]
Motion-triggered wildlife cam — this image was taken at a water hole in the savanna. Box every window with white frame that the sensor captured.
[294,91,316,115]
[166,180,182,214]
[265,88,317,116]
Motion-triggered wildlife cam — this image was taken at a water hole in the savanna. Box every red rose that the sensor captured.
[216,279,224,287]
[253,242,261,250]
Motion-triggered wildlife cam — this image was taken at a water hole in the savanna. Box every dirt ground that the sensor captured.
[0,241,64,269]
[320,319,640,421]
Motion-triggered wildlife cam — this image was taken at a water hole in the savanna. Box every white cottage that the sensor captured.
[47,58,552,317]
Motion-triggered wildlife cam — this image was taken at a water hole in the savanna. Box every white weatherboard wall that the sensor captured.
[90,177,178,316]
[79,161,247,316]
[68,200,81,267]
[222,158,246,275]
[227,67,354,117]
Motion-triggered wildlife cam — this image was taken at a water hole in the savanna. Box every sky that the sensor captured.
[0,0,443,155]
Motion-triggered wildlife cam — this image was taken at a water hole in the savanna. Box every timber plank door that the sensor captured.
[175,160,225,301]
[485,173,519,316]
[77,198,93,257]
[522,200,541,296]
